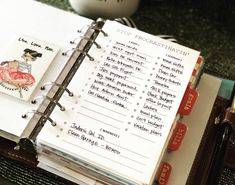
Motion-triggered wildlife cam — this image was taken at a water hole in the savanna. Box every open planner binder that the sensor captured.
[0,0,212,185]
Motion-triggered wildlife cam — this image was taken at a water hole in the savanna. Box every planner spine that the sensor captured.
[18,19,106,149]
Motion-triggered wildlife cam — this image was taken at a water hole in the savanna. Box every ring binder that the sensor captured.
[70,36,101,49]
[40,81,74,97]
[31,95,66,111]
[81,36,101,48]
[62,48,94,61]
[18,18,106,142]
[21,110,57,127]
[90,25,108,37]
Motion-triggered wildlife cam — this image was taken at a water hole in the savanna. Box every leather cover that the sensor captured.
[186,95,235,185]
[0,137,37,167]
[0,137,77,185]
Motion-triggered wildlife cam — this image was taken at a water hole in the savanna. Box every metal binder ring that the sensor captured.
[76,49,95,61]
[40,81,74,97]
[70,36,101,49]
[31,95,66,111]
[62,48,94,61]
[21,110,56,127]
[90,25,108,37]
[81,36,101,48]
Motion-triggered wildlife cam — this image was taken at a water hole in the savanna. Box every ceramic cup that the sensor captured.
[69,0,140,19]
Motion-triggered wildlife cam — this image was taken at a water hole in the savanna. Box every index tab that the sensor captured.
[157,161,172,185]
[178,84,199,115]
[168,122,187,151]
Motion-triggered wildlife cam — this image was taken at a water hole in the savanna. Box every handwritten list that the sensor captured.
[42,20,200,184]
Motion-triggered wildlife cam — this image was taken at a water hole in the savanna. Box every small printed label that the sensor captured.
[168,122,187,151]
[178,84,198,115]
[0,35,59,100]
[157,162,172,185]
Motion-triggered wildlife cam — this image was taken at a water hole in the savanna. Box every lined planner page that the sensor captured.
[37,20,200,184]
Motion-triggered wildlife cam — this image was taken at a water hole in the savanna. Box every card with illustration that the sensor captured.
[0,35,59,100]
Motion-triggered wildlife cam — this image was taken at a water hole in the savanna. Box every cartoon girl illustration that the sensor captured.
[0,48,42,98]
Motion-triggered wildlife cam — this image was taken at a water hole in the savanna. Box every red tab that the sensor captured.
[157,162,172,185]
[178,84,198,115]
[197,56,203,65]
[168,122,187,151]
[192,69,197,76]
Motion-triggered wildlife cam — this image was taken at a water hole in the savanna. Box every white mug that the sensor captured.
[69,0,140,19]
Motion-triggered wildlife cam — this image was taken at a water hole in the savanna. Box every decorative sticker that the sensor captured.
[0,35,59,100]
